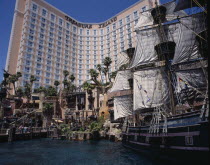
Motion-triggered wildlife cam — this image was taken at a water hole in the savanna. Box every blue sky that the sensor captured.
[0,0,169,81]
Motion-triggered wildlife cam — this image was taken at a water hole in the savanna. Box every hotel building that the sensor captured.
[5,0,156,91]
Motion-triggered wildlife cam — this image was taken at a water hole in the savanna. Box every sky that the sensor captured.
[0,0,169,81]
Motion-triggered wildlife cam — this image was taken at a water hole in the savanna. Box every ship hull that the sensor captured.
[122,111,209,163]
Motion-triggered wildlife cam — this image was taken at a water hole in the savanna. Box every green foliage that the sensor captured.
[69,74,75,83]
[63,70,69,79]
[82,81,95,91]
[60,124,70,135]
[43,103,54,117]
[88,116,105,132]
[16,87,24,98]
[45,86,57,96]
[103,57,112,68]
[30,75,36,83]
[54,80,60,87]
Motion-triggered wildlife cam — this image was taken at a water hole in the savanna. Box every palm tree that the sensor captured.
[89,69,99,85]
[102,67,109,83]
[103,57,112,69]
[69,74,75,83]
[62,79,69,89]
[7,72,22,95]
[103,57,112,83]
[54,80,60,93]
[97,64,103,82]
[43,103,54,127]
[63,70,69,80]
[110,71,117,82]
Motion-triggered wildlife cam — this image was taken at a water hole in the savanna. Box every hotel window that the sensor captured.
[48,43,53,48]
[66,30,70,34]
[36,63,42,69]
[46,72,51,78]
[134,11,138,19]
[45,79,50,84]
[50,27,54,32]
[48,49,52,54]
[87,30,90,35]
[41,23,45,28]
[34,83,40,88]
[30,24,35,29]
[37,57,42,62]
[87,46,90,50]
[94,60,97,64]
[100,29,103,35]
[55,75,59,80]
[29,29,34,35]
[127,28,131,33]
[47,55,52,59]
[127,23,131,29]
[119,19,123,26]
[49,38,53,43]
[56,63,60,68]
[37,51,42,56]
[50,22,54,27]
[46,66,51,72]
[56,57,60,62]
[79,64,82,69]
[66,35,70,39]
[59,18,63,26]
[58,31,62,36]
[94,55,97,59]
[126,15,130,23]
[79,29,83,35]
[94,30,97,35]
[25,60,31,66]
[113,23,116,30]
[59,26,62,31]
[28,41,33,47]
[24,74,29,80]
[26,54,32,59]
[86,41,90,45]
[32,4,38,12]
[31,18,36,23]
[38,45,43,50]
[107,26,110,33]
[42,9,47,17]
[73,26,77,33]
[40,28,45,33]
[142,6,147,12]
[79,59,82,64]
[25,67,30,73]
[41,17,46,23]
[86,60,90,64]
[46,60,51,65]
[31,12,36,18]
[27,47,32,53]
[56,69,59,74]
[51,14,55,22]
[36,70,41,75]
[66,22,70,29]
[58,36,62,41]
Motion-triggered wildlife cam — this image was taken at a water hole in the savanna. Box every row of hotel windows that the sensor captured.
[30,2,142,35]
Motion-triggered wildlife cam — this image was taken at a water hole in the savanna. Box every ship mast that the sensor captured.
[151,0,176,114]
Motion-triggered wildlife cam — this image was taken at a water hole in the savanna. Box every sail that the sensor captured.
[133,68,169,111]
[175,68,207,93]
[135,1,186,31]
[130,12,206,68]
[116,51,129,70]
[109,70,132,93]
[172,13,207,64]
[114,95,133,120]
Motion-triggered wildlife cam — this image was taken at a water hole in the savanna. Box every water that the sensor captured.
[1,139,208,165]
[0,139,169,165]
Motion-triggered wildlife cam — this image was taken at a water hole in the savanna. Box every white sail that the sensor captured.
[134,11,154,30]
[172,13,207,64]
[109,70,132,93]
[175,69,207,93]
[114,95,133,120]
[133,68,169,111]
[116,51,129,70]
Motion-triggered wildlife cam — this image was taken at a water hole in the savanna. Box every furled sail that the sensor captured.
[116,51,129,70]
[109,70,132,93]
[114,95,133,120]
[133,68,169,111]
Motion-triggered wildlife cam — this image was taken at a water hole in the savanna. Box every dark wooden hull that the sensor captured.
[122,111,209,163]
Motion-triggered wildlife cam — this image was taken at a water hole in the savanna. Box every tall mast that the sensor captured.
[151,0,176,114]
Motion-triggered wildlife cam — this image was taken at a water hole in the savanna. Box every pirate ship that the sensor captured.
[109,0,208,161]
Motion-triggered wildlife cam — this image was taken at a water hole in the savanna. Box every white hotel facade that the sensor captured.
[5,0,156,90]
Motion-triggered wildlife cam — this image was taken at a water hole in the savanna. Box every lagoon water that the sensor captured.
[0,139,182,165]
